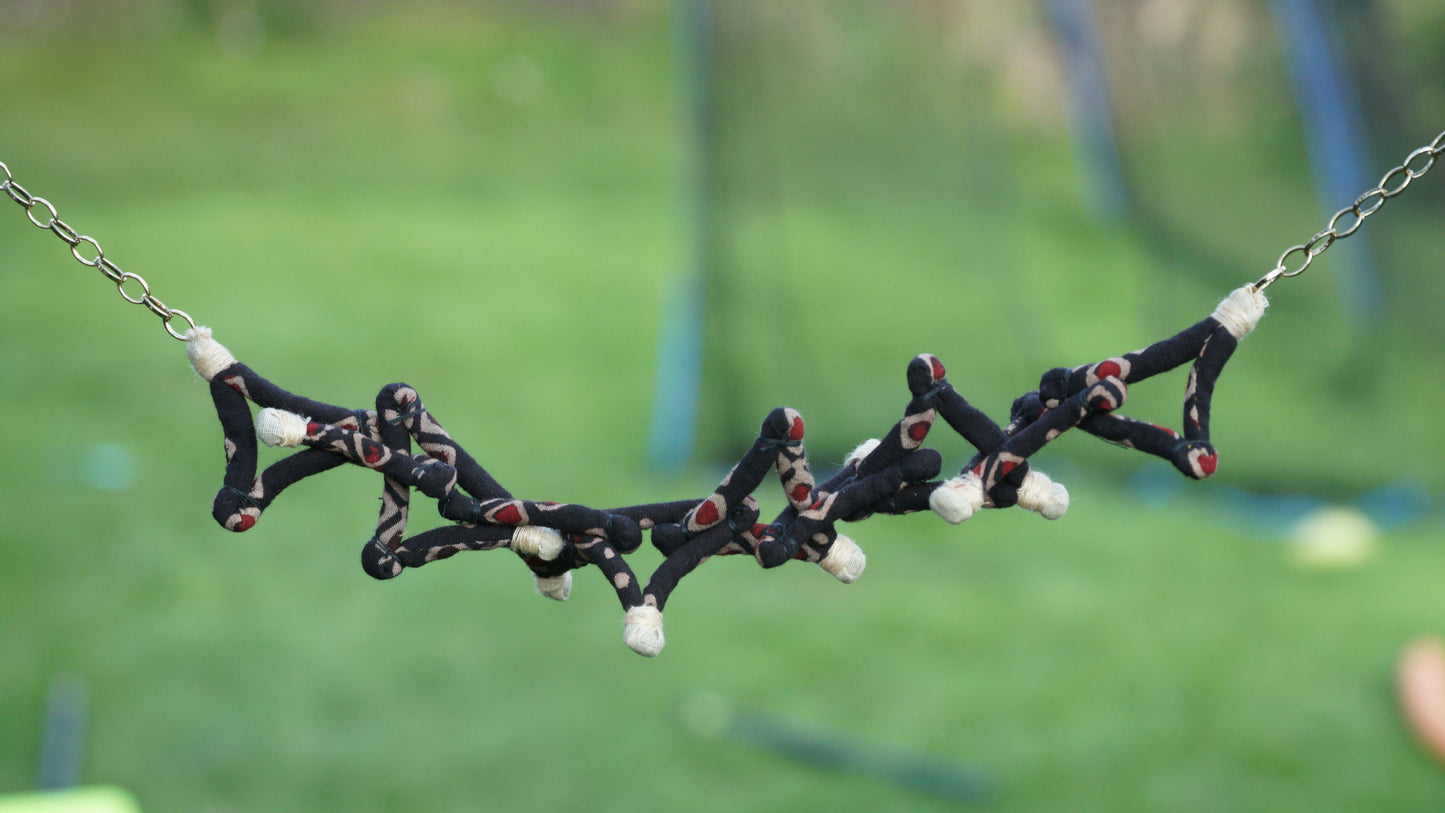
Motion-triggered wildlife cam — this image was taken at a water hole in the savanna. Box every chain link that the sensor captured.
[0,160,197,340]
[1255,129,1445,291]
[6,128,1442,329]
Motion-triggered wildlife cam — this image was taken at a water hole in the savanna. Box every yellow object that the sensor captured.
[0,788,139,813]
[1288,505,1379,569]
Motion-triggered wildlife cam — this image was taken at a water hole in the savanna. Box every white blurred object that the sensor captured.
[1288,505,1379,569]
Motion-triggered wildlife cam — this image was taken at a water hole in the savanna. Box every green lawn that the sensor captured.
[2,2,1444,811]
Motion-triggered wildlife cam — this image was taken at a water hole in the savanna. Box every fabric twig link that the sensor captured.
[177,277,1264,656]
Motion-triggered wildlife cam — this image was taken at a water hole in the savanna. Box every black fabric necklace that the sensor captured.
[3,130,1440,657]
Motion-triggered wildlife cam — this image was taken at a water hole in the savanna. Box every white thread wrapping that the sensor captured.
[845,438,881,468]
[256,408,309,448]
[930,472,984,524]
[535,571,572,601]
[818,534,866,583]
[1212,285,1268,339]
[511,526,564,561]
[623,605,665,657]
[184,325,237,381]
[1016,470,1070,520]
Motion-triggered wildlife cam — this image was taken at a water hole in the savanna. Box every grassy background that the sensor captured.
[2,1,1444,811]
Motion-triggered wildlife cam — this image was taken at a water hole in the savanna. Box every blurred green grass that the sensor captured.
[3,2,1444,811]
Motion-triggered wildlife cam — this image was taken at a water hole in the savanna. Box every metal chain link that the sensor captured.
[7,128,1444,331]
[1,160,196,340]
[1255,129,1445,291]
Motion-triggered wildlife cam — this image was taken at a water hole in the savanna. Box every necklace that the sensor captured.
[3,130,1441,657]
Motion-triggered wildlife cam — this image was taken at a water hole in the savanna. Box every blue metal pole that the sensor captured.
[648,0,712,470]
[1268,0,1382,320]
[1043,0,1130,223]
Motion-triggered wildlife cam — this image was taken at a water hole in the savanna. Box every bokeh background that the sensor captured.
[2,1,1444,810]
